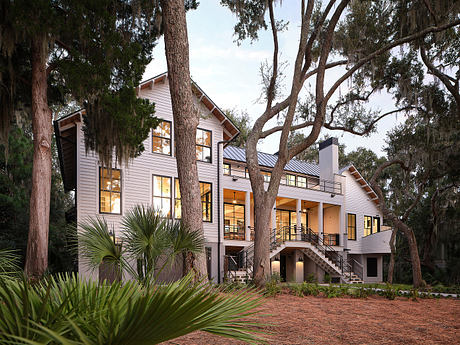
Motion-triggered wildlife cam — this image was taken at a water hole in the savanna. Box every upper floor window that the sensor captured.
[196,128,212,163]
[364,215,372,236]
[347,213,356,240]
[99,168,121,214]
[297,176,307,188]
[152,120,171,155]
[175,179,212,222]
[286,174,296,186]
[153,175,171,217]
[223,163,231,175]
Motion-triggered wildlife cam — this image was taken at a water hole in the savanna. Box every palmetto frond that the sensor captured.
[0,248,21,278]
[0,273,264,344]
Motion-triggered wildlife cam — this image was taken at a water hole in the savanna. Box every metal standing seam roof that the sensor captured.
[223,146,320,177]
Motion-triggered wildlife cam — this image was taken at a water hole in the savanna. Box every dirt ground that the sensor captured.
[165,294,460,345]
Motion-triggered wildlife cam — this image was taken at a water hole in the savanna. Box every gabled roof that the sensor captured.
[138,72,240,142]
[223,146,320,177]
[342,164,380,205]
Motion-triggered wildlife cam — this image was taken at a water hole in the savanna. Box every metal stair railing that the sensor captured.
[224,255,238,282]
[347,257,364,281]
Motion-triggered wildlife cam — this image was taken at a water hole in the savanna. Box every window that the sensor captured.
[153,175,171,217]
[373,216,381,233]
[99,168,121,214]
[224,203,245,240]
[364,215,372,236]
[152,120,171,155]
[223,163,231,175]
[261,171,271,182]
[201,182,212,222]
[175,180,212,222]
[297,176,307,188]
[367,257,378,277]
[286,174,296,186]
[245,168,271,182]
[196,128,212,162]
[347,213,356,240]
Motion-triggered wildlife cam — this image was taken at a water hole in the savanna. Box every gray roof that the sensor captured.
[223,146,320,177]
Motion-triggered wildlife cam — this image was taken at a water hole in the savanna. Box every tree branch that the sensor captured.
[265,1,279,112]
[420,45,460,118]
[324,19,460,106]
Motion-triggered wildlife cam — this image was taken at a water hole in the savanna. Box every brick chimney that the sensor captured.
[319,137,339,181]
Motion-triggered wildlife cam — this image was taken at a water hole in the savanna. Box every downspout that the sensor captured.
[217,136,238,283]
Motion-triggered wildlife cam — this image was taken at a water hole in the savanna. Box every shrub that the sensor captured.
[265,274,281,297]
[352,286,371,299]
[381,283,399,300]
[305,273,317,283]
[324,273,331,284]
[289,284,304,297]
[302,283,320,296]
[320,285,343,298]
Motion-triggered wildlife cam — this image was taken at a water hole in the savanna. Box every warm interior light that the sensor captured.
[233,192,237,204]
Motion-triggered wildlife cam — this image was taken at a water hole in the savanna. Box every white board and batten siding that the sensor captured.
[342,170,390,254]
[76,79,223,275]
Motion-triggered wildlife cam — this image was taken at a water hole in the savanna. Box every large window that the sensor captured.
[347,213,356,240]
[286,174,296,186]
[153,175,171,217]
[152,120,171,155]
[99,168,121,214]
[364,215,372,236]
[175,180,212,222]
[224,203,245,240]
[196,128,212,163]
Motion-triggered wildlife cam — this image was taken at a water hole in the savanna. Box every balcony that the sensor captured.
[224,165,342,194]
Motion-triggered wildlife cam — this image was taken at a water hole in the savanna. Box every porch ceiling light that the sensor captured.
[298,256,304,262]
[233,192,237,204]
[274,256,280,262]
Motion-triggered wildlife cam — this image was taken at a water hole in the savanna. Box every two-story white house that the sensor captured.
[55,72,391,284]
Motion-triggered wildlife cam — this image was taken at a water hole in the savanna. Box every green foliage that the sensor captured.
[288,283,304,297]
[1,0,163,167]
[0,273,263,344]
[0,124,75,272]
[0,249,21,278]
[224,109,252,148]
[320,285,344,298]
[323,273,331,284]
[264,274,281,297]
[350,286,371,299]
[381,283,399,300]
[305,273,317,283]
[78,205,204,285]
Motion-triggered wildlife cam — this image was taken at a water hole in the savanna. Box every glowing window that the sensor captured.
[99,168,121,214]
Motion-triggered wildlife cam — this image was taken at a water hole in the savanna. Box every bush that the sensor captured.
[320,285,343,298]
[351,286,371,299]
[305,273,317,283]
[324,273,331,284]
[265,274,281,297]
[288,283,304,297]
[381,283,399,300]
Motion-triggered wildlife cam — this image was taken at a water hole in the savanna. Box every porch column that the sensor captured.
[296,198,301,240]
[340,205,346,249]
[245,191,251,241]
[318,201,323,242]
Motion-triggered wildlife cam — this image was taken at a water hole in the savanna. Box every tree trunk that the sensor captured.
[161,0,207,278]
[400,225,425,288]
[252,197,273,287]
[387,228,397,284]
[25,34,52,280]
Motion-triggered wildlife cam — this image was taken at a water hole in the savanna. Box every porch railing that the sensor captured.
[224,165,342,194]
[224,225,245,240]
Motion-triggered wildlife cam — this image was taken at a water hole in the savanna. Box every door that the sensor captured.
[280,255,287,282]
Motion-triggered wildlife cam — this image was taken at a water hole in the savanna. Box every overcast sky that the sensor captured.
[144,1,406,157]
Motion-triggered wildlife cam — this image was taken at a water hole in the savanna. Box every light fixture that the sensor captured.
[330,194,335,198]
[298,256,304,262]
[233,192,237,204]
[274,255,280,262]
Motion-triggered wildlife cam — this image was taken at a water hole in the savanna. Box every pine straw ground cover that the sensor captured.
[164,293,460,345]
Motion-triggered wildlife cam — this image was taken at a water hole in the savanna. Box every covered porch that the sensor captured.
[223,188,344,247]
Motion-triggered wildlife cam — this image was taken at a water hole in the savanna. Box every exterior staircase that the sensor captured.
[225,226,364,284]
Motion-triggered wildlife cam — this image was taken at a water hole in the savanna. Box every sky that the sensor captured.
[143,1,406,157]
